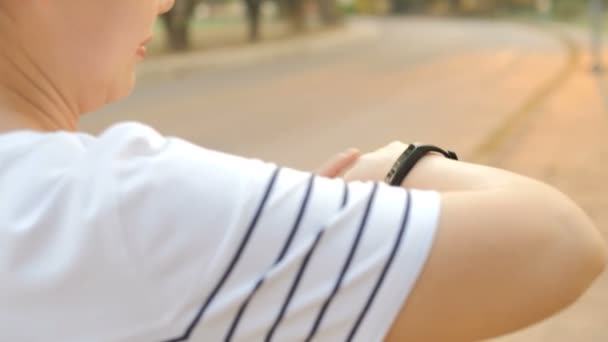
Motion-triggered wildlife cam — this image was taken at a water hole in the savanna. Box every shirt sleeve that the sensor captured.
[109,123,441,342]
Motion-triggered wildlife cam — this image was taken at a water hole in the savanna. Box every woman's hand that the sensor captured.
[317,141,410,182]
[343,141,409,183]
[316,148,361,178]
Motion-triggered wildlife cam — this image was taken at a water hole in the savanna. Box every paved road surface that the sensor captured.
[82,17,566,171]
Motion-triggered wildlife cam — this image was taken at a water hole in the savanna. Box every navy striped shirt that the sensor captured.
[0,122,441,342]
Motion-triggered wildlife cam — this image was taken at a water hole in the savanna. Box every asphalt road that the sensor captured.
[82,17,566,171]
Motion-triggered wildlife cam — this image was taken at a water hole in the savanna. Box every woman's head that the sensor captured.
[0,0,175,121]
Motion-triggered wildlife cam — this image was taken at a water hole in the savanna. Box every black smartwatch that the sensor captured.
[385,143,459,186]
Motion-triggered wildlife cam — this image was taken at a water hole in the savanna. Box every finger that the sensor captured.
[317,148,360,178]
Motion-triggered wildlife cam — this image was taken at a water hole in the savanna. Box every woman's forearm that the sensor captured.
[346,142,607,341]
[352,141,533,192]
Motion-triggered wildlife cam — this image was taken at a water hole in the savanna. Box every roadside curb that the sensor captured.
[470,22,581,163]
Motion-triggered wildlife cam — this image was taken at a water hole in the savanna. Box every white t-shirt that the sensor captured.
[0,122,441,342]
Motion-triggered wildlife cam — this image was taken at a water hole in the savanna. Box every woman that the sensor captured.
[0,1,605,341]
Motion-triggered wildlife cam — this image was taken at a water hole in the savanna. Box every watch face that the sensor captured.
[385,161,401,181]
[385,144,457,185]
[385,145,416,184]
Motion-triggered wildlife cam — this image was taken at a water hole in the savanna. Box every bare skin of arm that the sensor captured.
[344,142,607,342]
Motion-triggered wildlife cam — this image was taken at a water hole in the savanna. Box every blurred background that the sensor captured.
[82,1,608,340]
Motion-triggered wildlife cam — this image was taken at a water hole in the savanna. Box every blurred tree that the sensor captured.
[390,0,424,13]
[162,0,199,51]
[447,0,458,11]
[244,0,263,41]
[281,0,307,31]
[318,0,342,25]
[274,0,289,18]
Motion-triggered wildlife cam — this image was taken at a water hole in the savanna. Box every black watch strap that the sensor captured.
[385,144,458,186]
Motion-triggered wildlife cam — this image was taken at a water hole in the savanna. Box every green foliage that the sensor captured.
[339,2,357,15]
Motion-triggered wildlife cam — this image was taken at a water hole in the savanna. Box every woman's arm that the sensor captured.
[345,142,607,341]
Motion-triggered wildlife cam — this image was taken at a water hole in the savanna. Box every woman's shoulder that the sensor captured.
[91,121,170,159]
[0,120,277,208]
[0,121,163,158]
[97,121,162,143]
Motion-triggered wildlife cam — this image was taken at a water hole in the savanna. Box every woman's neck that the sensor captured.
[0,16,80,133]
[0,82,79,133]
